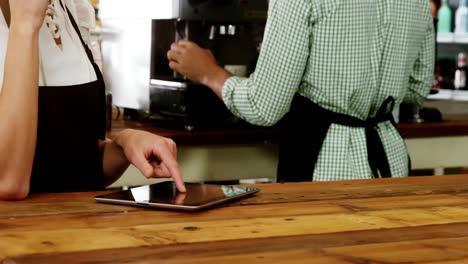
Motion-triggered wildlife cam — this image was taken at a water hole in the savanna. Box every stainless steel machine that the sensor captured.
[99,0,268,130]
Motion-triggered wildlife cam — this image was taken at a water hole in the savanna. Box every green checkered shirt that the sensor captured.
[222,0,435,181]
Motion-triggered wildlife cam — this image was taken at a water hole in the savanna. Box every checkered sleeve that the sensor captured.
[403,13,435,105]
[222,0,314,126]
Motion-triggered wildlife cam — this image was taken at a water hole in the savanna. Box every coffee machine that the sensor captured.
[99,0,268,130]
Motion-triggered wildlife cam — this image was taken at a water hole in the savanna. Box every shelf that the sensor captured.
[427,89,468,101]
[437,33,468,44]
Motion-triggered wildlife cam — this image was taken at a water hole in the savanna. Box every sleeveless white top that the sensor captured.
[0,0,99,89]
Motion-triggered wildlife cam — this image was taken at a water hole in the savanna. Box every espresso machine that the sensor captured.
[99,0,268,130]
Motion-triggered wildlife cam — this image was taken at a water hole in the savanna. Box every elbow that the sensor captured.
[402,93,425,106]
[404,86,431,106]
[0,190,29,201]
[0,187,30,201]
[244,101,283,127]
[256,109,283,127]
[231,93,287,127]
[246,113,279,127]
[251,115,282,127]
[261,117,280,127]
[0,178,30,201]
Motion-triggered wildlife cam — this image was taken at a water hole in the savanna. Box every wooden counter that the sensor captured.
[399,120,468,138]
[110,119,468,146]
[107,119,468,186]
[2,175,468,263]
[110,120,280,145]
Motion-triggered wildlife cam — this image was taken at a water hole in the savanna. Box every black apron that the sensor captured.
[277,94,403,182]
[30,3,107,193]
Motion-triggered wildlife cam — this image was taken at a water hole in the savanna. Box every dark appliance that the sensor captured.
[149,0,268,130]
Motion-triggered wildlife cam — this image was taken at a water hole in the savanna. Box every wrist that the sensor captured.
[104,139,128,162]
[202,67,232,97]
[9,22,40,37]
[114,129,135,148]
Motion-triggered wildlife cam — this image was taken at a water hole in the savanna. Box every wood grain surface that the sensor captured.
[1,175,468,263]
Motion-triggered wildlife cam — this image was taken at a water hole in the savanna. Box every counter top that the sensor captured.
[398,120,468,138]
[110,119,468,145]
[2,175,468,263]
[110,120,281,145]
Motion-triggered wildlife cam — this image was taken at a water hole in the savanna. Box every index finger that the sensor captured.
[153,146,186,193]
[170,42,185,53]
[177,39,197,48]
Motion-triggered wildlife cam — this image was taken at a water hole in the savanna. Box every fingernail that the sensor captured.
[145,168,153,178]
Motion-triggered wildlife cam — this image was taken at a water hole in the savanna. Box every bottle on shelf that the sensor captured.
[455,0,468,34]
[454,52,467,90]
[438,0,453,33]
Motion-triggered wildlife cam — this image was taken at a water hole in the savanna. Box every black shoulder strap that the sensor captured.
[60,0,107,139]
[59,0,96,63]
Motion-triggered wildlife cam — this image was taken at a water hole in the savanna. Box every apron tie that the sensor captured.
[315,96,396,178]
[363,96,396,178]
[278,95,397,182]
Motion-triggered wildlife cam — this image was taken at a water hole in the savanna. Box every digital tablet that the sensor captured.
[95,181,260,211]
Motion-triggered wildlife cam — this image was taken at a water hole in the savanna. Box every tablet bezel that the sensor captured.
[95,182,260,211]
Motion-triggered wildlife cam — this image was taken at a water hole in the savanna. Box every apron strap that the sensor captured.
[365,97,396,178]
[326,96,396,178]
[278,94,397,182]
[60,0,107,140]
[59,0,96,65]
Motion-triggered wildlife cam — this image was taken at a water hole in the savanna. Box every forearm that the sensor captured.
[220,0,312,127]
[100,139,130,187]
[0,26,40,200]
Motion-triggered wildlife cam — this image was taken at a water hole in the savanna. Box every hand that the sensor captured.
[9,0,49,33]
[430,1,437,18]
[114,129,186,193]
[167,40,232,95]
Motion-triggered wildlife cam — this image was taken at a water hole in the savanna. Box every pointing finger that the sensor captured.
[153,146,186,193]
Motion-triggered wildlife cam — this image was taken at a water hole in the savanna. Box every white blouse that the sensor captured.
[0,0,100,89]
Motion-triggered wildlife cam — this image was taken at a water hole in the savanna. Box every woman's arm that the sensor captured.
[99,138,130,187]
[0,0,49,200]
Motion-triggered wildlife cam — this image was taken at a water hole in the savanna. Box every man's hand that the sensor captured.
[167,40,232,98]
[114,129,186,193]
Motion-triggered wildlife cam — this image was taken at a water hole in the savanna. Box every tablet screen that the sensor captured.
[96,181,260,210]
